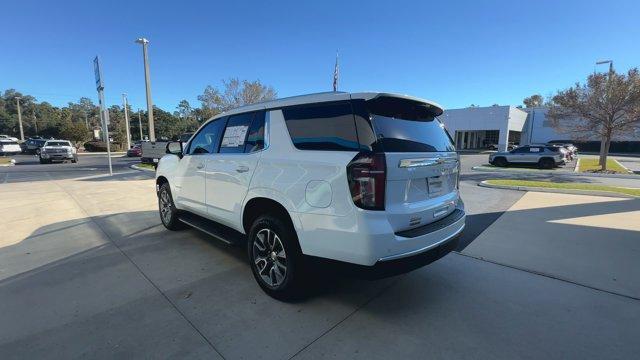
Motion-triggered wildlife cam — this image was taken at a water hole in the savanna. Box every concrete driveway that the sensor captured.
[1,172,639,359]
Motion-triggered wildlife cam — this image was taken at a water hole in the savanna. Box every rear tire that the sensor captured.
[539,158,554,169]
[248,215,305,300]
[493,157,508,167]
[158,182,186,230]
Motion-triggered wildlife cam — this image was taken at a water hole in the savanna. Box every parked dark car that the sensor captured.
[127,144,142,157]
[23,138,47,154]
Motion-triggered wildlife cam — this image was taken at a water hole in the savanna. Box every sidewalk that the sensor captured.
[462,191,640,299]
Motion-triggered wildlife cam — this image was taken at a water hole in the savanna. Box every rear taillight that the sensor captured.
[347,152,386,210]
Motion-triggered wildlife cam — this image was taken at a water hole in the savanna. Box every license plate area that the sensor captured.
[428,175,453,198]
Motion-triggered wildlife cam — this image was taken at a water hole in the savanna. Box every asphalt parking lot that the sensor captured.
[1,154,639,359]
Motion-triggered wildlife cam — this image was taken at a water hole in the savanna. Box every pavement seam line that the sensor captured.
[454,252,640,301]
[50,178,227,360]
[287,279,401,360]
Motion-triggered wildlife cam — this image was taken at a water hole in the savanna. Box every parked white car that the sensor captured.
[155,92,465,298]
[0,134,19,142]
[39,140,78,164]
[0,139,22,155]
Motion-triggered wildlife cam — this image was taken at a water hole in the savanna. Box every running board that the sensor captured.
[177,211,245,245]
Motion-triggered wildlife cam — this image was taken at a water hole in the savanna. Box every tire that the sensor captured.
[539,158,554,169]
[493,157,508,167]
[39,158,49,164]
[248,214,305,300]
[158,182,186,230]
[35,148,41,156]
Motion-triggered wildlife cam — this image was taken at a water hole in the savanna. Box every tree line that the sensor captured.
[0,78,276,150]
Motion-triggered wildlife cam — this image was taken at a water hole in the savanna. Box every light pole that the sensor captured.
[122,94,132,149]
[138,110,144,140]
[15,97,25,141]
[596,59,613,73]
[135,37,155,141]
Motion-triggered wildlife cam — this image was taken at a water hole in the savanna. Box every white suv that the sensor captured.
[156,92,465,298]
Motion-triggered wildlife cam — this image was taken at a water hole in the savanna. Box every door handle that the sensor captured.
[196,163,205,170]
[236,165,250,173]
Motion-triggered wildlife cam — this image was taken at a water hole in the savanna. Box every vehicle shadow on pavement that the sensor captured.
[0,210,396,358]
[1,197,639,358]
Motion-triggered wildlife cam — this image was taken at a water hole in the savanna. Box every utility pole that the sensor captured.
[138,110,143,140]
[135,38,155,141]
[15,97,25,141]
[84,112,89,129]
[122,94,132,149]
[33,114,38,135]
[93,56,113,176]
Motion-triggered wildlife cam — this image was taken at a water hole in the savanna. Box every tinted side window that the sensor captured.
[188,118,225,155]
[351,99,381,152]
[282,101,359,151]
[245,111,266,153]
[220,112,254,154]
[511,147,529,153]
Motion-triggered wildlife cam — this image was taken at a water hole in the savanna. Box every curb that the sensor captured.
[471,165,639,179]
[478,180,639,199]
[78,152,126,156]
[130,164,155,172]
[612,159,634,174]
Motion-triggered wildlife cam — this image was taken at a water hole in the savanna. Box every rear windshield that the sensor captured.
[367,97,455,153]
[281,97,454,153]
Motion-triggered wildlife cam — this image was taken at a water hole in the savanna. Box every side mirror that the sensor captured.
[166,141,183,159]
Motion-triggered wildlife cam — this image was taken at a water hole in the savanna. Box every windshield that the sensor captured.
[366,97,454,153]
[45,141,71,147]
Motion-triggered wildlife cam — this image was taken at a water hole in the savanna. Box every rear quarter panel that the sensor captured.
[248,109,356,217]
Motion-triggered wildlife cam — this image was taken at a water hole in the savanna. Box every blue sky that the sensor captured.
[1,0,639,112]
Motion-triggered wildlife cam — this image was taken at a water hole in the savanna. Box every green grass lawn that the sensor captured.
[137,163,156,170]
[485,179,640,197]
[578,157,629,173]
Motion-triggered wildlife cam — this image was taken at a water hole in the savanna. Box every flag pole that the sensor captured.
[333,51,339,92]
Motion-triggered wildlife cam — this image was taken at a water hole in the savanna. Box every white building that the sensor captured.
[440,105,528,151]
[520,106,639,145]
[441,105,640,153]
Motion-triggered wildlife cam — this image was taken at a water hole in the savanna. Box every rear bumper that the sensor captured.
[297,201,466,267]
[305,230,460,280]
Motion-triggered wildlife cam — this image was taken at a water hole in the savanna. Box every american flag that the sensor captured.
[333,52,339,92]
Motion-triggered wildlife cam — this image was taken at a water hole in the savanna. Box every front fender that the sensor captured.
[156,154,181,194]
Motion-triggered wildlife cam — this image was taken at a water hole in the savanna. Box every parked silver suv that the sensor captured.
[489,145,566,169]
